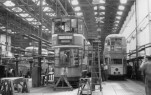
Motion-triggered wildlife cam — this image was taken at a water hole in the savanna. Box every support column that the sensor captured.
[38,0,43,86]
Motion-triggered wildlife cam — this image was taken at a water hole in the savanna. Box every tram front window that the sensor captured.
[54,18,79,34]
[55,48,81,67]
[111,59,122,64]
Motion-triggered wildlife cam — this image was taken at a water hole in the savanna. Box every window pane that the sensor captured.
[111,59,122,64]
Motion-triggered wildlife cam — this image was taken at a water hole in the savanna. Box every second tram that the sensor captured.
[103,34,127,79]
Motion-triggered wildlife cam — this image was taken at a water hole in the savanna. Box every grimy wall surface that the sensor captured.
[120,0,151,57]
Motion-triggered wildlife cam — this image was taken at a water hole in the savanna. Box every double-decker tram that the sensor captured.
[51,16,88,87]
[103,34,127,79]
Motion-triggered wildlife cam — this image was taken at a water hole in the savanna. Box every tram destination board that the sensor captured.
[58,35,73,45]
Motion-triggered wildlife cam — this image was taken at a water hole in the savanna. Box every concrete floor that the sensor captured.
[16,79,145,95]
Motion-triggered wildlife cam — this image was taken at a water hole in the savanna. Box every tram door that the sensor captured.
[58,48,81,67]
[0,65,5,78]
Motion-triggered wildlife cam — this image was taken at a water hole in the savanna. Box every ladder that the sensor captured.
[91,40,102,91]
[77,78,92,95]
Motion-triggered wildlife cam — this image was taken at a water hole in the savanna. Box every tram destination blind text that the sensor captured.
[58,35,73,44]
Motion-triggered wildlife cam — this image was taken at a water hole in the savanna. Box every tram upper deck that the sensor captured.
[103,34,127,57]
[51,16,87,48]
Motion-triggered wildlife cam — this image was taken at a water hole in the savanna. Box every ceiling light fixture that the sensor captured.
[74,7,81,11]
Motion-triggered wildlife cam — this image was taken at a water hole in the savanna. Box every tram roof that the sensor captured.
[105,34,125,39]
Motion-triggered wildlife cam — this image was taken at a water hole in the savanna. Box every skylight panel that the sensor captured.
[94,6,97,10]
[117,11,123,15]
[99,0,105,3]
[100,17,104,19]
[22,18,27,21]
[116,16,121,19]
[43,7,52,12]
[45,29,49,31]
[100,20,104,23]
[12,7,23,12]
[115,21,120,23]
[31,22,41,25]
[6,8,12,12]
[42,26,46,28]
[99,6,105,10]
[7,29,12,33]
[95,17,104,22]
[114,27,118,30]
[26,18,34,21]
[120,0,127,4]
[20,13,31,17]
[76,12,83,16]
[100,12,105,15]
[112,30,116,33]
[15,14,20,17]
[46,13,56,17]
[1,28,6,31]
[118,5,125,10]
[114,24,118,27]
[0,26,5,29]
[3,1,15,7]
[42,28,45,30]
[92,0,105,4]
[71,0,79,5]
[32,0,47,6]
[94,12,98,15]
[32,19,37,22]
[74,7,81,11]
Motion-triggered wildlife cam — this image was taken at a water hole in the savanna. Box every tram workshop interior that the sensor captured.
[0,0,150,95]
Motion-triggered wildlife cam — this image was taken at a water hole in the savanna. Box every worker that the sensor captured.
[101,64,105,81]
[104,63,108,81]
[127,63,132,78]
[60,51,67,65]
[140,56,151,95]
